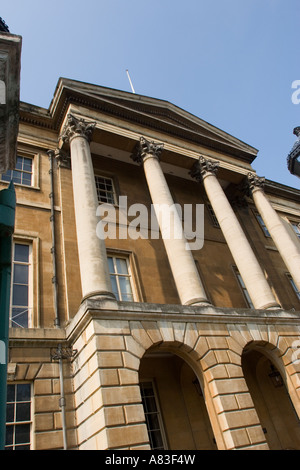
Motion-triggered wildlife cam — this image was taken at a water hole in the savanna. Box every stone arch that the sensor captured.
[241,340,300,450]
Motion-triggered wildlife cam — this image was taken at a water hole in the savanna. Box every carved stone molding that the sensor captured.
[60,114,96,144]
[189,156,220,182]
[247,172,265,193]
[131,136,164,165]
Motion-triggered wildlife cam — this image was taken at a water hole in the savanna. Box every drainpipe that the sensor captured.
[48,150,68,450]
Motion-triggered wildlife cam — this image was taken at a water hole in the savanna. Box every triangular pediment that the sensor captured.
[21,77,258,164]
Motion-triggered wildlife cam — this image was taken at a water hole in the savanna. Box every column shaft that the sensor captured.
[248,174,300,292]
[133,138,210,306]
[61,115,114,301]
[191,158,280,310]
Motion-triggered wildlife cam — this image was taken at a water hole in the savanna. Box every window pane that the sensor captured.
[6,404,14,423]
[13,264,28,284]
[12,285,28,307]
[15,157,23,170]
[5,425,14,445]
[15,423,30,444]
[110,276,119,300]
[22,158,32,172]
[6,385,15,403]
[21,173,32,186]
[116,258,128,275]
[107,257,115,273]
[17,384,31,402]
[14,245,29,263]
[12,170,22,184]
[16,403,30,422]
[11,308,28,328]
[2,170,12,181]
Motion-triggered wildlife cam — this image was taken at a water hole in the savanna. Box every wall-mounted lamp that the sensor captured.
[268,365,284,388]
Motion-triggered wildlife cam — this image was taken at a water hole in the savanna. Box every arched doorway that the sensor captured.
[242,347,300,450]
[139,349,217,450]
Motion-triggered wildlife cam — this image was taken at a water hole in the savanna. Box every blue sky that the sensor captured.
[2,0,300,188]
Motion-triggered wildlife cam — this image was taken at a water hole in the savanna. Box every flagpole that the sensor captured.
[126,69,136,94]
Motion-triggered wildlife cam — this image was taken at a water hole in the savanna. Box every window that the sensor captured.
[287,274,300,300]
[233,266,254,308]
[10,243,32,328]
[140,381,167,450]
[291,222,300,240]
[256,213,271,237]
[95,175,116,205]
[108,255,134,301]
[1,156,33,186]
[5,383,31,450]
[206,203,220,228]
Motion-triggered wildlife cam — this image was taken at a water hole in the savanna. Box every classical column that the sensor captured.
[190,157,280,310]
[61,114,115,301]
[132,137,210,306]
[248,173,300,291]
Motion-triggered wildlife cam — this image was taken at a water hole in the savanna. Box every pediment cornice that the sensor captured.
[19,77,258,164]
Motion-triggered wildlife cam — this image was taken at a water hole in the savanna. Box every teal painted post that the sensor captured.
[0,181,16,450]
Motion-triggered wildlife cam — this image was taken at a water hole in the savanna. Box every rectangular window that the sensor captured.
[233,266,254,308]
[206,203,220,228]
[107,255,134,301]
[95,175,116,205]
[287,274,300,300]
[256,213,271,237]
[10,243,32,328]
[291,222,300,240]
[5,383,31,450]
[140,381,167,450]
[1,156,33,186]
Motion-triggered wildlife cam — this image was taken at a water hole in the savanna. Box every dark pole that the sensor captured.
[0,181,16,449]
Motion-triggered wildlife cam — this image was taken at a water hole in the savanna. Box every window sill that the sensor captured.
[0,180,41,191]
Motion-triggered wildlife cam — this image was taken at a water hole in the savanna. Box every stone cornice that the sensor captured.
[65,298,300,345]
[19,81,258,165]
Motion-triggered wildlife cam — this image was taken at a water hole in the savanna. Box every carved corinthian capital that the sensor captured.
[131,136,164,165]
[60,114,96,144]
[189,156,219,182]
[247,172,265,193]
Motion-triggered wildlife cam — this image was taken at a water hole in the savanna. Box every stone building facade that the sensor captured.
[2,78,300,450]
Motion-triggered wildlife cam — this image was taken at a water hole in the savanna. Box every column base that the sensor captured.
[261,303,281,311]
[184,297,212,307]
[81,291,117,304]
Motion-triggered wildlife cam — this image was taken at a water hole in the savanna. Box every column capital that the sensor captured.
[131,136,164,165]
[247,172,265,194]
[60,114,96,144]
[48,148,71,169]
[190,156,219,182]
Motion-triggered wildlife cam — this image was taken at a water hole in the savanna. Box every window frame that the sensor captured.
[107,252,140,302]
[94,174,118,206]
[206,202,220,228]
[254,211,271,238]
[232,265,254,308]
[5,382,32,450]
[286,273,300,301]
[139,379,168,451]
[0,149,40,190]
[290,221,300,240]
[10,241,33,329]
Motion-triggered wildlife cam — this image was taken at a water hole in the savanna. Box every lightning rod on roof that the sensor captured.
[126,69,136,94]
